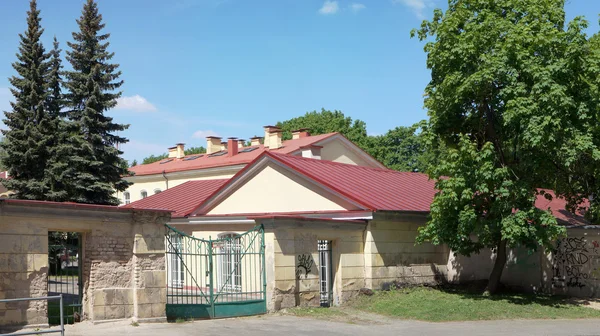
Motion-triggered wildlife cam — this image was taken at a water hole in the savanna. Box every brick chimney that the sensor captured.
[237,139,245,149]
[168,146,177,158]
[228,138,239,157]
[264,125,282,150]
[250,136,262,146]
[292,128,311,139]
[206,136,222,154]
[221,142,228,151]
[176,143,185,159]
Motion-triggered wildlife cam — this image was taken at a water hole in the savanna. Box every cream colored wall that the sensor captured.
[365,213,448,290]
[447,228,600,298]
[207,162,360,215]
[320,139,373,167]
[270,224,365,310]
[119,170,237,204]
[0,204,168,328]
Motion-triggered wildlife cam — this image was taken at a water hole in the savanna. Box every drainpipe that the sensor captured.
[162,170,169,190]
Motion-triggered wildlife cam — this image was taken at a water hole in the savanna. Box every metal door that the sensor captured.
[318,240,333,307]
[48,231,82,325]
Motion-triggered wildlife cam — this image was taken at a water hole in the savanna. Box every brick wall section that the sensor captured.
[0,201,169,329]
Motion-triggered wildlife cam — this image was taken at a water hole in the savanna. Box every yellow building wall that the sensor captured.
[320,140,374,167]
[269,224,365,310]
[207,162,360,215]
[364,214,448,289]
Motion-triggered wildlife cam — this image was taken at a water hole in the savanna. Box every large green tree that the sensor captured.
[0,0,53,199]
[414,0,598,293]
[276,109,369,148]
[368,124,428,172]
[62,0,130,205]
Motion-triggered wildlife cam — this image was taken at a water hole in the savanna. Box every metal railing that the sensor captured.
[0,295,64,336]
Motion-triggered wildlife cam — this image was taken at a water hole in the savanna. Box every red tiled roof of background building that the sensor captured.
[265,152,437,212]
[0,171,8,179]
[123,179,228,217]
[128,133,337,176]
[535,189,590,227]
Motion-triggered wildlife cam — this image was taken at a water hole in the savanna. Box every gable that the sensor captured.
[205,161,362,216]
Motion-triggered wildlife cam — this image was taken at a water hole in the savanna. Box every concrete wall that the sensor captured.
[364,212,448,290]
[447,227,600,298]
[0,201,169,329]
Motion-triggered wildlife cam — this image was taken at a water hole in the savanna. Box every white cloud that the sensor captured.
[115,95,157,112]
[350,3,366,13]
[192,130,219,139]
[392,0,434,19]
[318,1,339,15]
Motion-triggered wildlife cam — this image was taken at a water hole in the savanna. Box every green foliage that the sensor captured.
[185,146,206,155]
[0,0,58,200]
[141,146,206,165]
[368,124,427,172]
[142,153,168,165]
[276,108,369,148]
[130,159,138,167]
[413,0,597,290]
[61,0,130,205]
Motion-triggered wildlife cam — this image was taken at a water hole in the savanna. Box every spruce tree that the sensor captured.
[63,0,130,205]
[44,37,70,202]
[1,0,51,199]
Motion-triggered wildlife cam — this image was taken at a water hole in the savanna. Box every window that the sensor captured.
[167,233,184,288]
[154,189,162,195]
[123,192,130,205]
[141,190,148,199]
[217,233,242,292]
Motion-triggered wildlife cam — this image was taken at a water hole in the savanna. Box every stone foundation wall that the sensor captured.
[365,212,449,290]
[261,219,366,311]
[0,201,169,329]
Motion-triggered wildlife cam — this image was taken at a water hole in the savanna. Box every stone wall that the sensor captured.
[0,200,169,329]
[261,218,366,310]
[364,212,448,290]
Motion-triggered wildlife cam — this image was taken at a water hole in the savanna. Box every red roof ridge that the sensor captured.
[267,151,426,176]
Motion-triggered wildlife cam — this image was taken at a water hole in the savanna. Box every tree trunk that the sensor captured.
[486,240,508,294]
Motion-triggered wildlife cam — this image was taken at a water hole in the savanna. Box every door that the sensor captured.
[218,234,242,292]
[318,240,333,307]
[48,231,83,325]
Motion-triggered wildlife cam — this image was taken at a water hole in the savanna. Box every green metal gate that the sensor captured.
[165,224,266,319]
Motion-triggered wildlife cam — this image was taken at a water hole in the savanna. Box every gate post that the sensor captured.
[208,236,215,318]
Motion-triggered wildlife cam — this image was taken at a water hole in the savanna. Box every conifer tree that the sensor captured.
[63,0,130,205]
[44,37,70,202]
[1,0,51,199]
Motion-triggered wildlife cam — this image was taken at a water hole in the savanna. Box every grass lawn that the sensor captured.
[349,286,600,322]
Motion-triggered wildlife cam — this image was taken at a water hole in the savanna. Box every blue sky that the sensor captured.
[0,0,599,163]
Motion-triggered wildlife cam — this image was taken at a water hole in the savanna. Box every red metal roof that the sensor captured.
[128,133,337,176]
[266,152,436,212]
[535,189,590,226]
[0,171,8,179]
[123,179,228,218]
[123,152,592,225]
[0,198,172,214]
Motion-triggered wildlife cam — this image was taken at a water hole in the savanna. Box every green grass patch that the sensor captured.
[350,286,600,322]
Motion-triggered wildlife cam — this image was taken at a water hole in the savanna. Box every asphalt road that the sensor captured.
[61,315,600,336]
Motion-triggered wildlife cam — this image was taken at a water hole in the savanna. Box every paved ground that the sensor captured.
[60,315,600,336]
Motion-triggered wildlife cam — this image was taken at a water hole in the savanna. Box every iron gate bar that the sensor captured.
[165,224,266,319]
